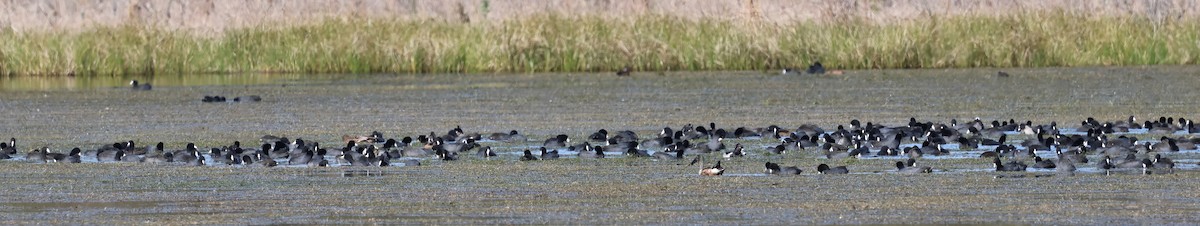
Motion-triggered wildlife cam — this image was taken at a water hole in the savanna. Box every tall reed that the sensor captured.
[1,13,1196,76]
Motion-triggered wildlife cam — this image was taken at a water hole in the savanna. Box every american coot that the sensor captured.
[993,158,1027,172]
[764,162,801,175]
[186,155,206,166]
[129,80,152,90]
[624,147,650,158]
[0,138,16,156]
[654,146,685,161]
[539,147,560,160]
[476,146,497,159]
[816,164,849,174]
[1031,156,1057,169]
[578,145,605,159]
[520,149,538,161]
[543,135,569,148]
[806,62,825,74]
[616,66,632,76]
[588,129,609,142]
[488,130,526,142]
[1056,159,1077,175]
[1100,155,1144,169]
[25,147,47,163]
[1152,154,1175,173]
[289,149,314,165]
[895,161,932,174]
[97,148,124,162]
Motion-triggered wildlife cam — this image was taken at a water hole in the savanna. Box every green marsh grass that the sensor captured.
[1,13,1197,76]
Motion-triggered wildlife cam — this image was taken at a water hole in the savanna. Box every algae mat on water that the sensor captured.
[1,67,1200,224]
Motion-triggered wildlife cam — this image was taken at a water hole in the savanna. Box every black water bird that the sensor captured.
[616,66,632,76]
[130,80,152,90]
[993,158,1027,172]
[816,164,848,174]
[806,61,825,74]
[895,160,932,174]
[764,162,801,175]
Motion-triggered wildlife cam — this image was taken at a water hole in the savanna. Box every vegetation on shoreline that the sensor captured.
[1,13,1197,76]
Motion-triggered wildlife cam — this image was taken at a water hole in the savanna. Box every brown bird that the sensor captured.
[343,135,374,143]
[699,160,725,176]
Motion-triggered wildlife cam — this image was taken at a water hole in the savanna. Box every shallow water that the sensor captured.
[3,66,1200,224]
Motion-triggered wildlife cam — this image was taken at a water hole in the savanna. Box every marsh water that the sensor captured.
[2,67,1200,224]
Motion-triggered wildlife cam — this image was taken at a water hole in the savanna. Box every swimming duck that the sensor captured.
[816,164,849,174]
[1055,146,1089,164]
[980,134,1007,146]
[41,147,71,163]
[625,147,651,158]
[185,155,206,166]
[520,149,539,161]
[308,158,329,167]
[129,80,152,90]
[640,135,673,149]
[543,135,569,148]
[202,96,227,103]
[488,130,527,142]
[438,138,478,153]
[1152,154,1174,173]
[243,155,275,167]
[764,162,801,175]
[1056,159,1077,176]
[699,160,725,176]
[1,138,17,156]
[435,148,458,161]
[172,143,202,163]
[588,129,609,142]
[578,145,605,159]
[25,147,47,163]
[61,148,82,163]
[145,152,173,163]
[476,146,497,159]
[993,158,1027,172]
[705,136,725,152]
[289,149,314,165]
[616,66,632,76]
[1149,138,1179,152]
[895,160,932,173]
[232,95,262,102]
[1031,156,1056,169]
[653,145,685,160]
[96,146,124,162]
[539,147,560,160]
[806,62,825,74]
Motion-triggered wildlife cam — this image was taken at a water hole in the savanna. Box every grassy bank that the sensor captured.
[1,13,1197,76]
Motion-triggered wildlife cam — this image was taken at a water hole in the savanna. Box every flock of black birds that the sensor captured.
[127,80,262,103]
[202,95,263,103]
[1,115,1193,176]
[614,62,833,76]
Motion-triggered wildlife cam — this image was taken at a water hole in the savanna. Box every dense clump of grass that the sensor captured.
[1,12,1197,76]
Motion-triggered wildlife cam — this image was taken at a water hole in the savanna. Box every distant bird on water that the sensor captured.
[616,66,633,76]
